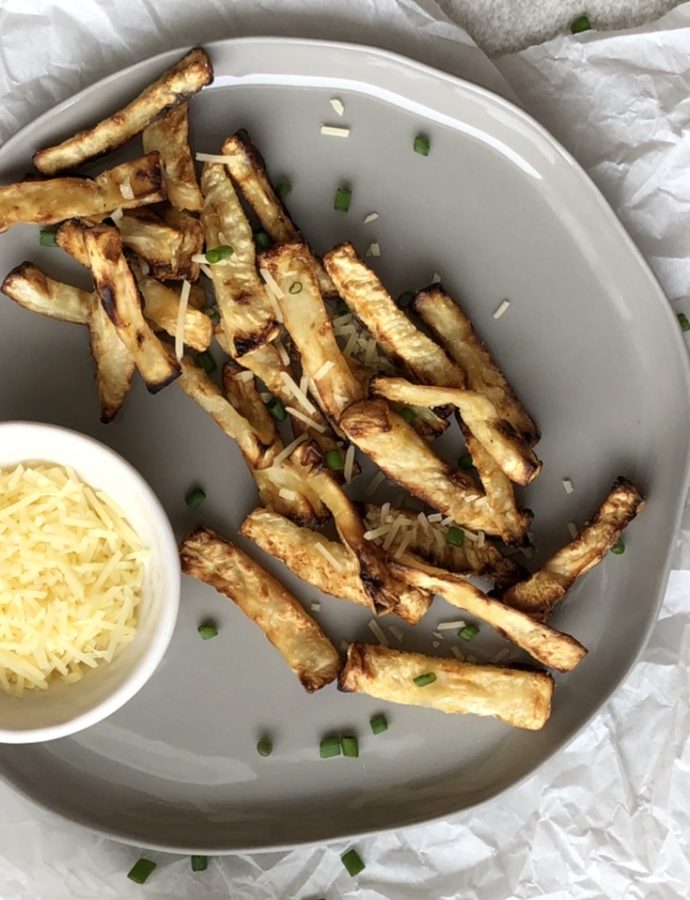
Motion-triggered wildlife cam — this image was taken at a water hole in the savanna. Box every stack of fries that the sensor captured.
[0,47,646,731]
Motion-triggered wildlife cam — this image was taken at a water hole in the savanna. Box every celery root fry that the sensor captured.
[143,102,203,212]
[339,642,554,730]
[33,47,213,175]
[1,261,90,324]
[180,525,340,692]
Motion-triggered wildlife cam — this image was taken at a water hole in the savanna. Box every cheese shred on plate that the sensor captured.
[0,463,146,698]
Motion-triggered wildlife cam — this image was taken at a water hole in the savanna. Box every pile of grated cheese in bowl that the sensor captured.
[0,462,146,698]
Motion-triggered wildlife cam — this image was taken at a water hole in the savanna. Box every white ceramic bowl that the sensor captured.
[0,421,180,743]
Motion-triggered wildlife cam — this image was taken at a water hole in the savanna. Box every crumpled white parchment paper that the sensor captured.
[0,1,688,897]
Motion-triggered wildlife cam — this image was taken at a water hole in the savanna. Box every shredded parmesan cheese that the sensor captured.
[432,272,441,283]
[320,124,350,138]
[313,360,334,381]
[200,263,213,279]
[493,299,510,320]
[432,640,440,649]
[343,445,355,484]
[363,524,392,541]
[366,471,387,496]
[0,464,145,697]
[329,98,345,116]
[274,338,290,366]
[368,619,389,647]
[110,207,124,223]
[285,406,325,433]
[310,602,322,612]
[278,488,297,501]
[139,259,150,276]
[427,513,443,523]
[491,648,512,664]
[389,625,404,642]
[393,530,414,559]
[272,433,308,466]
[568,522,578,539]
[437,620,467,631]
[562,478,574,495]
[119,179,134,200]
[363,212,379,224]
[450,646,464,660]
[280,372,318,414]
[365,242,381,258]
[175,279,191,361]
[315,542,344,572]
[195,152,234,164]
[432,631,444,640]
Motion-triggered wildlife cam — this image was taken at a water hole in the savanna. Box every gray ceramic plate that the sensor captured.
[0,38,688,854]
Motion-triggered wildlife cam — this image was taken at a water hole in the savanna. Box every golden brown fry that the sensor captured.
[502,477,645,620]
[414,286,539,444]
[0,153,166,233]
[160,206,204,281]
[323,242,465,386]
[142,103,202,211]
[339,643,553,730]
[260,242,364,421]
[34,48,213,175]
[220,130,336,297]
[362,504,525,590]
[222,362,277,447]
[200,163,279,355]
[134,268,212,351]
[88,293,135,423]
[84,224,180,393]
[371,376,542,486]
[54,219,90,265]
[462,431,531,546]
[117,208,200,281]
[340,399,502,536]
[180,525,340,692]
[241,507,431,624]
[1,262,90,324]
[393,554,587,672]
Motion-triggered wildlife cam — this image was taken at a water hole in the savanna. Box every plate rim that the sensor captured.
[1,34,689,854]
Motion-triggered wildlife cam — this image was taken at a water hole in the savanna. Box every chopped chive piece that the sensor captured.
[325,449,344,470]
[413,134,430,156]
[570,15,591,33]
[336,299,349,316]
[458,624,480,641]
[678,312,690,333]
[319,736,341,758]
[458,453,474,470]
[341,848,365,877]
[185,486,206,509]
[127,858,156,884]
[370,713,388,735]
[413,672,437,687]
[196,351,217,374]
[611,538,625,555]
[204,305,220,324]
[397,290,415,308]
[257,739,273,757]
[205,244,234,264]
[267,396,287,422]
[39,229,57,247]
[191,855,208,872]
[446,526,464,547]
[276,180,292,198]
[400,407,417,423]
[334,186,352,213]
[198,622,218,640]
[341,735,359,758]
[254,230,272,250]
[289,281,303,295]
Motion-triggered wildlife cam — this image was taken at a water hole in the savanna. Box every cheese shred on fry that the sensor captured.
[0,463,145,697]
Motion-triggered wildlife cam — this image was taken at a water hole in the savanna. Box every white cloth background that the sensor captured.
[0,1,689,898]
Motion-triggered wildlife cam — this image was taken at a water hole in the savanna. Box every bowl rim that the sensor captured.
[0,420,180,744]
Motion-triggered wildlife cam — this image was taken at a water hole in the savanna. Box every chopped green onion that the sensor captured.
[276,181,292,198]
[678,312,690,333]
[341,735,359,758]
[267,396,287,422]
[319,736,341,758]
[205,244,234,264]
[446,526,464,547]
[191,856,208,872]
[336,299,349,316]
[204,305,220,325]
[257,739,273,757]
[570,15,592,33]
[413,672,437,687]
[185,486,206,509]
[325,449,344,470]
[413,134,430,156]
[289,281,303,295]
[458,453,474,470]
[127,858,157,884]
[334,186,352,213]
[458,624,480,641]
[370,713,388,735]
[198,622,218,640]
[196,351,217,374]
[341,848,365,877]
[39,229,57,247]
[400,407,417,423]
[611,538,625,555]
[254,230,272,250]
[397,291,415,309]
